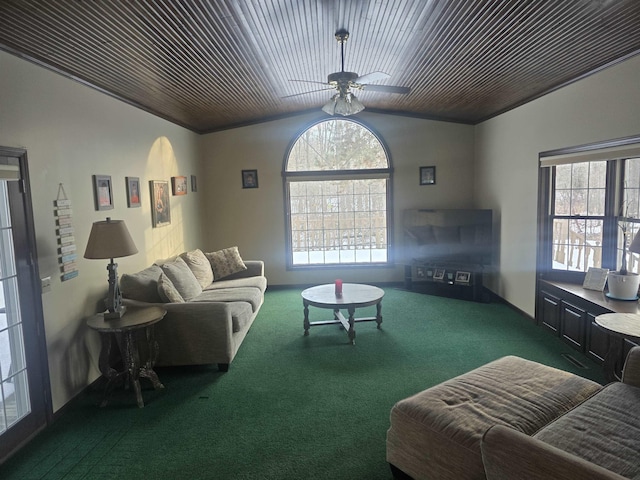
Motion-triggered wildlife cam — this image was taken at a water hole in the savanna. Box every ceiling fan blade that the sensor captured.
[355,71,390,84]
[281,87,334,99]
[288,79,329,86]
[361,84,411,94]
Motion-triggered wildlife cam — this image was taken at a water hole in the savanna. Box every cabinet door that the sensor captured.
[538,290,561,336]
[560,301,586,352]
[586,313,609,364]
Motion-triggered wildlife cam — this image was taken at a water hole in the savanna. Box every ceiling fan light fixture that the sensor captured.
[322,92,365,116]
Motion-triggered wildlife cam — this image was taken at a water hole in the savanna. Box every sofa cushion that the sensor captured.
[191,286,263,312]
[534,382,640,478]
[160,256,203,301]
[204,275,268,294]
[120,264,163,303]
[181,249,214,288]
[206,246,247,280]
[157,273,185,303]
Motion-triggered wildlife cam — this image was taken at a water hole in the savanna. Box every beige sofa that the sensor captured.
[120,247,266,372]
[387,347,640,479]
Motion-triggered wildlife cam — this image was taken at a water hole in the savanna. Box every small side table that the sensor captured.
[87,306,167,408]
[594,312,640,382]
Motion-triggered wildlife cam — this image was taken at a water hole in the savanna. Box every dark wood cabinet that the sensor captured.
[560,301,586,352]
[536,279,640,367]
[586,314,610,364]
[538,290,561,335]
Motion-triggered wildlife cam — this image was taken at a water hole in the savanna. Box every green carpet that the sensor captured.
[1,287,604,479]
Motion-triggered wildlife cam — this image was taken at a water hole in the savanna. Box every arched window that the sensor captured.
[283,119,392,267]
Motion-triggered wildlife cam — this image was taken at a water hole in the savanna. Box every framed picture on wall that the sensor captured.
[150,180,171,227]
[126,176,141,208]
[93,175,113,211]
[419,166,436,185]
[171,176,188,195]
[242,169,259,189]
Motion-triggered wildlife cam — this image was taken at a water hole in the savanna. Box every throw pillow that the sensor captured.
[160,256,203,301]
[181,249,214,287]
[120,264,163,303]
[157,273,185,303]
[206,246,247,280]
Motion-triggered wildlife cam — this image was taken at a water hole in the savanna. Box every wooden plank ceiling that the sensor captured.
[1,0,639,133]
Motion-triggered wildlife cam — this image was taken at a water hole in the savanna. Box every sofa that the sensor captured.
[120,246,266,372]
[387,347,640,479]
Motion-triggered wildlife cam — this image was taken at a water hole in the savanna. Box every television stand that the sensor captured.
[404,260,487,302]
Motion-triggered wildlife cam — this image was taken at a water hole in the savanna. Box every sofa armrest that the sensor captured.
[223,260,264,280]
[481,425,625,480]
[622,346,640,388]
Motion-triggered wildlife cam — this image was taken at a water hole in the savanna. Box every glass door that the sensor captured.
[0,147,50,463]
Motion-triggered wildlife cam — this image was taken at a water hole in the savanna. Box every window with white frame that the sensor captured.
[283,119,392,267]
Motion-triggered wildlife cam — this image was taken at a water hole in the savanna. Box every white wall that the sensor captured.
[0,51,204,411]
[199,111,476,285]
[475,54,640,316]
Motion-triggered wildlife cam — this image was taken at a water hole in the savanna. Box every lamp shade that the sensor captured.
[84,218,138,260]
[629,230,640,255]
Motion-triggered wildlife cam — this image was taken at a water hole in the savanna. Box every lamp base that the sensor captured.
[104,305,127,320]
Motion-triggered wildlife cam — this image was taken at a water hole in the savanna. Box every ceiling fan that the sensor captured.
[285,29,411,116]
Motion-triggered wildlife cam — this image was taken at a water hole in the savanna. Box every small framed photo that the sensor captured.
[416,266,425,279]
[126,176,141,208]
[191,175,197,192]
[420,166,436,185]
[455,271,471,284]
[433,268,445,280]
[171,176,188,196]
[93,175,113,211]
[150,180,171,228]
[242,169,259,189]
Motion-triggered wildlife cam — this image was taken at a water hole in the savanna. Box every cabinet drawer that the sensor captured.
[560,301,586,352]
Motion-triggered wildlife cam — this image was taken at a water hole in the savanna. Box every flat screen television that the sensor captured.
[403,209,493,266]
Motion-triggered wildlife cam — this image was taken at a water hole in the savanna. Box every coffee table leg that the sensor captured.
[376,301,383,329]
[303,301,310,336]
[348,307,356,345]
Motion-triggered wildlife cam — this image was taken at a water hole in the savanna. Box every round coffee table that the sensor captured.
[301,283,384,345]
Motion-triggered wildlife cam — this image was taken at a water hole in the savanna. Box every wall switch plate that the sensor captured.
[41,276,52,293]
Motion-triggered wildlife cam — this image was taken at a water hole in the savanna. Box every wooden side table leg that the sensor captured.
[348,306,356,345]
[140,325,164,390]
[303,301,310,336]
[98,332,120,407]
[123,331,144,408]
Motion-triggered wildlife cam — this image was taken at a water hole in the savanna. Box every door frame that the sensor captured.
[0,146,52,463]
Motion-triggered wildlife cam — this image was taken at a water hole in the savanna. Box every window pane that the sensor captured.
[587,189,606,216]
[287,119,389,171]
[554,189,571,215]
[555,165,571,189]
[551,218,602,271]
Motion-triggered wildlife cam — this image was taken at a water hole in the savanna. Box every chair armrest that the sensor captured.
[622,346,640,388]
[481,425,625,480]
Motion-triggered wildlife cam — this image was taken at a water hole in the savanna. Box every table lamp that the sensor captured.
[84,217,138,319]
